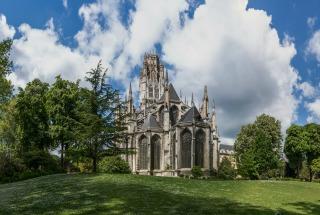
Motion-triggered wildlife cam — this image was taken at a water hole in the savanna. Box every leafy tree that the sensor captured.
[311,158,320,178]
[46,76,80,169]
[234,114,282,179]
[218,157,236,179]
[77,61,126,172]
[15,79,52,152]
[0,39,13,105]
[284,124,308,177]
[304,123,320,181]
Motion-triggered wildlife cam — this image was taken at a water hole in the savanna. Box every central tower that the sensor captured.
[139,53,168,110]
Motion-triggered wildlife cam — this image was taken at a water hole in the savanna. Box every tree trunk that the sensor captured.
[309,167,313,182]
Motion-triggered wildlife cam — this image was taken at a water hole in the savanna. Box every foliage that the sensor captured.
[0,39,13,105]
[46,75,80,169]
[311,158,320,177]
[22,150,62,173]
[15,79,52,152]
[98,156,130,174]
[191,166,203,178]
[284,123,320,181]
[77,61,127,172]
[234,114,282,179]
[218,157,236,179]
[0,150,25,183]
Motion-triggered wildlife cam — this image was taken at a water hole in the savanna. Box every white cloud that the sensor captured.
[298,82,316,98]
[307,30,320,62]
[162,0,298,138]
[62,0,68,9]
[307,16,317,29]
[9,19,99,87]
[306,99,320,122]
[0,14,15,40]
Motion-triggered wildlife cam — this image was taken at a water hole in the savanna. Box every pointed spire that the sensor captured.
[128,81,132,99]
[204,85,208,99]
[165,70,169,86]
[191,92,194,106]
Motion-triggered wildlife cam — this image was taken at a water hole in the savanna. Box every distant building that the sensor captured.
[219,144,236,168]
[121,53,220,176]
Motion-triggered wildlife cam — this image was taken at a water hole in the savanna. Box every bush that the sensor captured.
[191,166,203,179]
[23,150,62,173]
[98,156,131,174]
[218,157,236,180]
[0,151,26,183]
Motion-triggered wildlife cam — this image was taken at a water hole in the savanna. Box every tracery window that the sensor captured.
[170,105,179,126]
[138,135,148,170]
[155,86,159,99]
[149,86,153,98]
[195,129,205,167]
[151,135,161,170]
[171,133,176,169]
[180,129,192,168]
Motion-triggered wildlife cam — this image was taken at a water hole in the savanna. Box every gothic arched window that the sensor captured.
[171,133,176,169]
[155,86,159,99]
[180,128,192,168]
[170,105,179,126]
[148,86,153,98]
[195,129,205,167]
[138,135,148,170]
[151,135,161,170]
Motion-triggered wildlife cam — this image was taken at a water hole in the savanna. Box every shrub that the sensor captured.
[191,166,203,179]
[218,157,236,180]
[98,156,131,174]
[22,150,62,173]
[0,151,26,183]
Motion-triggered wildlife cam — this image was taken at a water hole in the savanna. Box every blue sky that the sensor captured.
[0,0,319,143]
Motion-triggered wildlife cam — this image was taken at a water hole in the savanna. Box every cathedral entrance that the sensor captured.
[151,135,161,170]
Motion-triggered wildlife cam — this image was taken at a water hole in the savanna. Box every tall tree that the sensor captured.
[78,61,126,172]
[15,79,51,152]
[304,123,320,181]
[0,39,13,105]
[284,124,308,177]
[46,76,80,169]
[234,114,282,179]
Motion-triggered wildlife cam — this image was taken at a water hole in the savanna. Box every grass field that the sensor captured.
[0,174,319,215]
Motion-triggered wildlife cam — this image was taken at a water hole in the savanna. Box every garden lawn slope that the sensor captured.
[0,174,319,215]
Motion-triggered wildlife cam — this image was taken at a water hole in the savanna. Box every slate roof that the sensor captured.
[159,83,180,102]
[142,114,161,130]
[179,106,202,123]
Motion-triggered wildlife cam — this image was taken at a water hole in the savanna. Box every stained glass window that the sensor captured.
[151,135,161,170]
[195,129,205,167]
[181,129,192,168]
[170,105,179,125]
[138,136,148,170]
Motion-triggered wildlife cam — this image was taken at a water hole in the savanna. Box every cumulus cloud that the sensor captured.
[298,82,316,98]
[163,0,298,138]
[0,14,15,40]
[306,99,320,122]
[307,30,320,62]
[9,19,98,87]
[4,0,299,141]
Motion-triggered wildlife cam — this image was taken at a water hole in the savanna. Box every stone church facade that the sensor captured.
[122,53,219,176]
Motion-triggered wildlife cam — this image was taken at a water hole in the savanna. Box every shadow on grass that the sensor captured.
[1,174,319,215]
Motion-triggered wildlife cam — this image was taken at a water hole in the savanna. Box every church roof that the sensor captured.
[142,114,161,130]
[179,106,203,123]
[159,83,180,102]
[219,144,234,151]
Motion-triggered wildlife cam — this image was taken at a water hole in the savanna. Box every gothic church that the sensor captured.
[123,53,219,176]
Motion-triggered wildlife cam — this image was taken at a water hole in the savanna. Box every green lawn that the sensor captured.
[0,174,319,215]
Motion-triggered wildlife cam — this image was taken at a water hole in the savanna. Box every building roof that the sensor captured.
[142,114,161,130]
[219,144,234,151]
[179,106,203,123]
[159,83,180,102]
